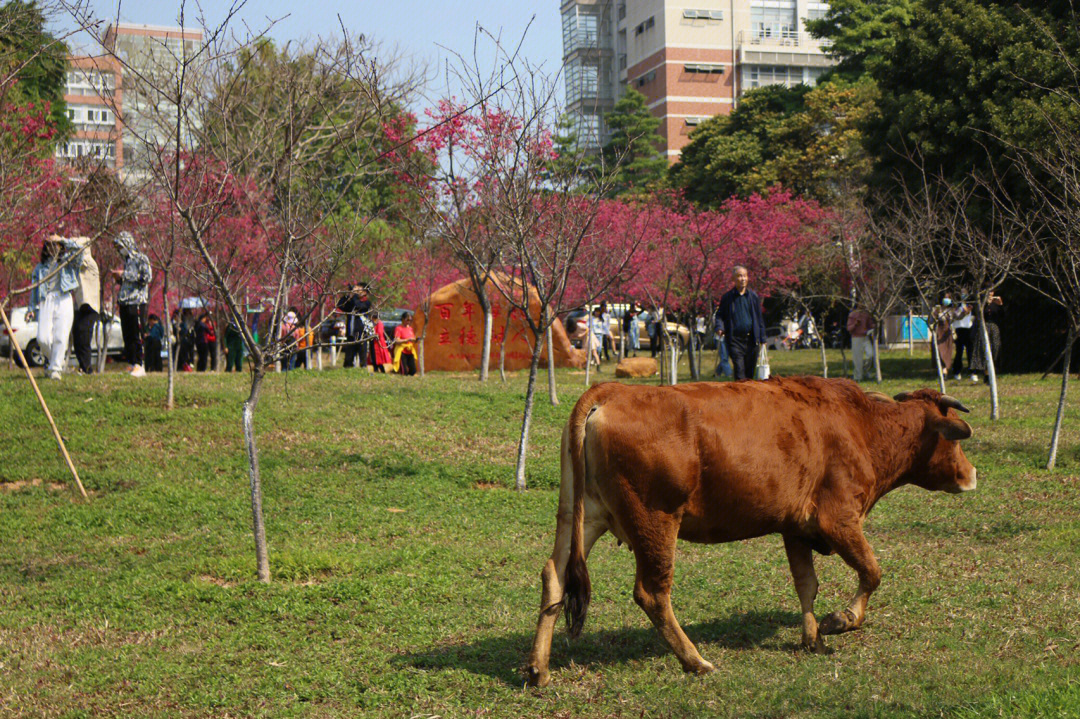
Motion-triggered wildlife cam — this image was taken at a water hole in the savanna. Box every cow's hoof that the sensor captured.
[685,659,715,675]
[819,610,858,636]
[803,635,827,654]
[525,666,550,688]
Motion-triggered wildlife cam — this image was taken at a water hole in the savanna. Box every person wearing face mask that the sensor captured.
[932,293,955,375]
[110,231,153,377]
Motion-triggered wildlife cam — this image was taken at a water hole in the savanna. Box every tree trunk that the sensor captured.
[417,321,426,378]
[688,328,700,381]
[657,331,665,385]
[816,315,828,378]
[872,330,882,384]
[316,305,324,371]
[96,283,108,374]
[214,309,224,371]
[514,331,544,491]
[976,302,1000,420]
[931,318,946,394]
[1047,329,1074,471]
[499,305,511,382]
[907,307,914,356]
[479,306,492,382]
[545,319,558,406]
[584,323,592,386]
[163,270,175,410]
[242,368,271,582]
[665,336,673,386]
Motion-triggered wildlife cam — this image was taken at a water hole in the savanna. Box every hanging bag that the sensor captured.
[754,343,771,381]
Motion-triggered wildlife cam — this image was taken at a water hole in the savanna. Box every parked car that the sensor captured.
[0,306,125,367]
[764,325,786,352]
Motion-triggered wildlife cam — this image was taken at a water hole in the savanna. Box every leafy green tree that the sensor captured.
[602,88,666,194]
[805,0,916,79]
[669,84,811,204]
[864,0,1080,189]
[0,0,70,143]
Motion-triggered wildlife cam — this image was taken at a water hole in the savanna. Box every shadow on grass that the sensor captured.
[403,609,800,686]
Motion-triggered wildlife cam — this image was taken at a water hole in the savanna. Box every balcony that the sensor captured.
[737,31,836,68]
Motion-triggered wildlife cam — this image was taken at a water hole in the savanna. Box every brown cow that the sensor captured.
[526,376,976,687]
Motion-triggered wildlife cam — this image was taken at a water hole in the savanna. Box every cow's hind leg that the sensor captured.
[526,506,606,687]
[819,524,881,636]
[782,534,826,653]
[632,519,714,675]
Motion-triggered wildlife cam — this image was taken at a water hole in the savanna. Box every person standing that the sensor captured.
[931,294,955,375]
[845,305,876,382]
[624,302,640,356]
[145,314,164,372]
[714,265,766,381]
[587,306,605,368]
[949,297,974,380]
[970,292,1004,383]
[224,317,245,372]
[195,311,217,371]
[392,311,418,375]
[176,308,196,372]
[598,301,613,361]
[336,283,372,369]
[645,306,661,358]
[28,237,84,380]
[111,231,152,377]
[70,237,100,375]
[370,316,392,373]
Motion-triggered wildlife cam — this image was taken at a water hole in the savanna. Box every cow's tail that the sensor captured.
[564,395,598,639]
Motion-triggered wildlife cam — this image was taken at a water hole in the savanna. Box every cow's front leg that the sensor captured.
[782,535,826,653]
[632,520,714,675]
[818,523,881,636]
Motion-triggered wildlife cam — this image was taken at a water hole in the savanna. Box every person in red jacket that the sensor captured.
[370,317,392,373]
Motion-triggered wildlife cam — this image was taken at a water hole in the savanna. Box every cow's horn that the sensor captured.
[893,391,915,402]
[938,395,971,413]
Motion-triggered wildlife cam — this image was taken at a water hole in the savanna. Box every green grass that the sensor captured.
[1,349,1078,718]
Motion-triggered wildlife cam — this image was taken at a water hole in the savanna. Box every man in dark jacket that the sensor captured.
[713,265,766,381]
[336,282,372,369]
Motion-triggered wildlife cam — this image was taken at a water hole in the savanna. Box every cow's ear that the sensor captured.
[932,416,972,441]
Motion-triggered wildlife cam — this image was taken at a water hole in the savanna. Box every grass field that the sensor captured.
[1,349,1078,718]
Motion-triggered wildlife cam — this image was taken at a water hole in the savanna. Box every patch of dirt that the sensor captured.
[1,478,71,492]
[472,481,505,490]
[196,574,237,588]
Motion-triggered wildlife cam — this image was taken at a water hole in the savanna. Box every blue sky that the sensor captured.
[55,0,564,102]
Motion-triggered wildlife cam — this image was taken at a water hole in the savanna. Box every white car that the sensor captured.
[0,306,125,367]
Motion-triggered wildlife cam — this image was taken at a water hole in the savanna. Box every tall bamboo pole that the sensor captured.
[0,303,88,499]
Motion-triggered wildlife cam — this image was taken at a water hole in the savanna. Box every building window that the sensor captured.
[635,69,657,87]
[805,2,829,21]
[683,9,723,20]
[751,1,798,42]
[684,63,725,74]
[635,16,655,36]
[572,112,601,146]
[563,6,602,53]
[748,64,822,88]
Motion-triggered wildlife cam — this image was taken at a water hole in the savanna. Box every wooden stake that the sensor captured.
[0,303,88,500]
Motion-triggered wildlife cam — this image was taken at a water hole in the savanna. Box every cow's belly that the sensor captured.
[676,502,785,544]
[675,468,814,544]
